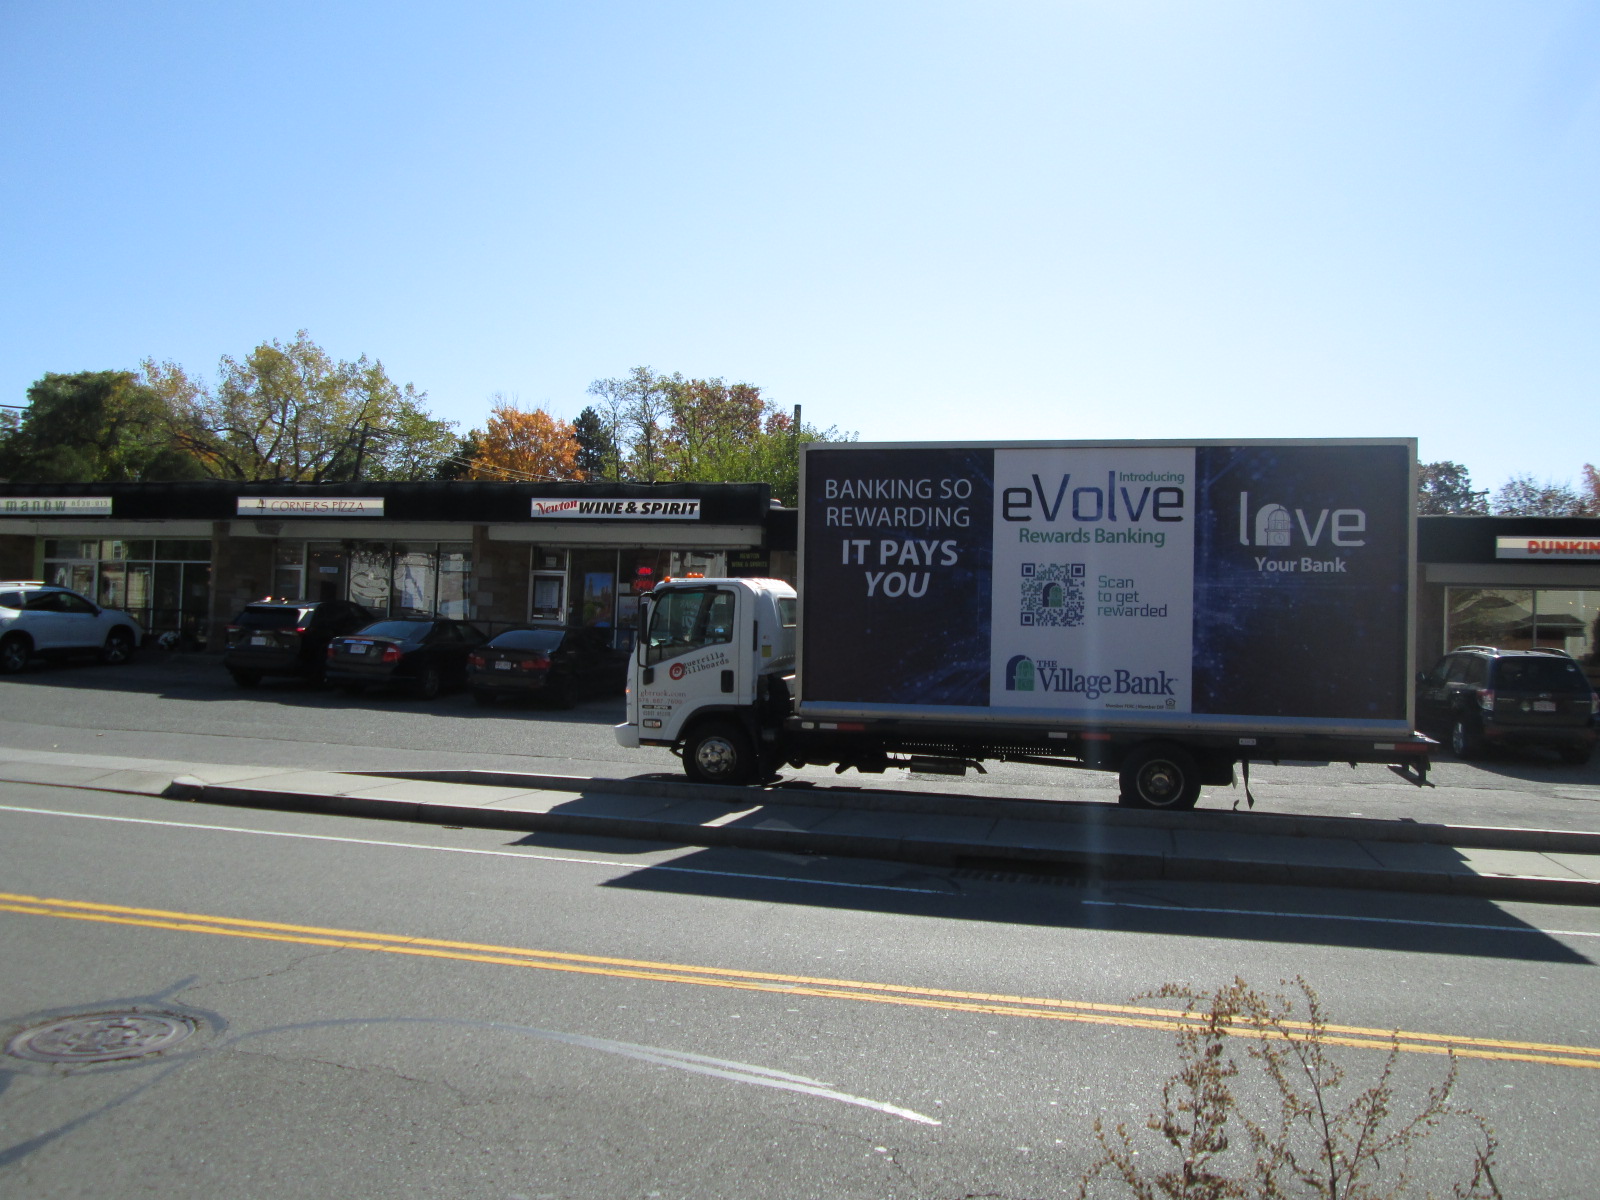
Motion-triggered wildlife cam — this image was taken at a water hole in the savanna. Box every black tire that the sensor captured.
[99,628,136,666]
[229,668,262,688]
[1117,741,1202,810]
[0,634,31,674]
[1559,744,1593,766]
[471,689,497,707]
[1449,713,1483,760]
[683,720,759,786]
[412,667,442,700]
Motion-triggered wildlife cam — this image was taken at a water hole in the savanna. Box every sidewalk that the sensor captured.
[3,748,1599,906]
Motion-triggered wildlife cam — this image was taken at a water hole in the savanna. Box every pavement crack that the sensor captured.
[226,1046,479,1106]
[177,947,346,994]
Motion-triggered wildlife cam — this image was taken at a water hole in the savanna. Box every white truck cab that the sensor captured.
[615,577,796,781]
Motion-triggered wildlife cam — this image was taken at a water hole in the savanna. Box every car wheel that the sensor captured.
[1559,744,1593,766]
[412,667,442,700]
[1117,741,1202,810]
[1449,714,1483,760]
[471,689,497,707]
[683,720,759,786]
[229,669,262,688]
[0,634,31,674]
[99,628,136,666]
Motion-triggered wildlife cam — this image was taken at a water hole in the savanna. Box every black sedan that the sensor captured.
[467,627,628,707]
[326,618,487,699]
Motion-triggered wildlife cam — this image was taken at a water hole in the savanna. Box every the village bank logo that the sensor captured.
[1003,656,1176,699]
[1237,493,1366,547]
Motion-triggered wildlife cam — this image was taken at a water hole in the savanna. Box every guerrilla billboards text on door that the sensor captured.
[802,441,1413,731]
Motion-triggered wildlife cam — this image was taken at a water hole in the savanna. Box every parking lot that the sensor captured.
[2,650,1598,833]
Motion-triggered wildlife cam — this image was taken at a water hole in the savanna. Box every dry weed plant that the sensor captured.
[1073,977,1502,1200]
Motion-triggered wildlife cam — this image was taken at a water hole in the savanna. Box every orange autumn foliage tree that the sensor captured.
[463,403,585,481]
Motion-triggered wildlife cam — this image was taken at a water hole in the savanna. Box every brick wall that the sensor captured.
[0,535,35,581]
[470,528,529,634]
[206,526,274,650]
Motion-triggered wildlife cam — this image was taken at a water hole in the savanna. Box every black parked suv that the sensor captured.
[1416,646,1598,764]
[223,599,372,687]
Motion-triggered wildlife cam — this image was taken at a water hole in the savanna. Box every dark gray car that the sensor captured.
[223,599,373,687]
[1416,646,1597,764]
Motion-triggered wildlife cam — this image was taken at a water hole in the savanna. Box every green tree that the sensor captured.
[433,430,484,481]
[1490,473,1590,517]
[1416,461,1487,515]
[586,366,854,502]
[572,406,620,481]
[142,331,456,482]
[587,366,674,482]
[0,370,208,482]
[661,376,766,481]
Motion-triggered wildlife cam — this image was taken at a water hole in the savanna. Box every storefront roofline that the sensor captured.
[0,518,215,537]
[0,479,773,525]
[489,524,764,548]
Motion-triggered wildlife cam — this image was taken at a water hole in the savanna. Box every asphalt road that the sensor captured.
[2,655,1599,1198]
[2,652,1598,828]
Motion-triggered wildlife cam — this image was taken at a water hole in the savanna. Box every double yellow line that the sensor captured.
[5,890,1598,1071]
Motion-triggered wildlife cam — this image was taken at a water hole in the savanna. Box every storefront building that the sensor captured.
[1417,516,1600,680]
[2,485,1594,682]
[0,481,791,650]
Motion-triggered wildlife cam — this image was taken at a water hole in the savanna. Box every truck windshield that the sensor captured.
[645,588,735,666]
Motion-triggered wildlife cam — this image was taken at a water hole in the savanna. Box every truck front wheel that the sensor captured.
[1118,742,1202,810]
[683,721,759,786]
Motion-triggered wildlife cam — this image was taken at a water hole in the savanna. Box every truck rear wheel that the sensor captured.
[683,721,758,786]
[1118,742,1202,810]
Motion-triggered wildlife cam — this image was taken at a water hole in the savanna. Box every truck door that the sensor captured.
[637,585,744,742]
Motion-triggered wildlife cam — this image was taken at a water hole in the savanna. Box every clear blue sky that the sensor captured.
[3,2,1596,494]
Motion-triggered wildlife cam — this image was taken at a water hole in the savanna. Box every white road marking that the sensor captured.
[237,1016,941,1126]
[0,803,947,896]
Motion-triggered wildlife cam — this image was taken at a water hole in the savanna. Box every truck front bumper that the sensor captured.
[613,721,640,748]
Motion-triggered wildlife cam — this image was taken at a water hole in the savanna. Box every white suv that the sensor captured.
[0,582,144,674]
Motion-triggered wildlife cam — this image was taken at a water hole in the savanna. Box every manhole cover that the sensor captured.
[6,1011,196,1064]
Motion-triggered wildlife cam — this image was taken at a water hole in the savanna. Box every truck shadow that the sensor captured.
[503,827,1593,965]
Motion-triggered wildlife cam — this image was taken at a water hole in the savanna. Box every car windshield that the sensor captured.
[1494,658,1590,692]
[489,629,566,652]
[236,607,307,630]
[355,620,433,640]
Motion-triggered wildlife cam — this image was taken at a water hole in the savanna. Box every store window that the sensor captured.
[1444,587,1598,666]
[41,538,211,646]
[276,541,473,619]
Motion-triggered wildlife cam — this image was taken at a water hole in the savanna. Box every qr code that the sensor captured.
[1020,562,1086,627]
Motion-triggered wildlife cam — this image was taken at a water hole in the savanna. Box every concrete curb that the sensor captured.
[360,768,1600,856]
[164,776,1600,907]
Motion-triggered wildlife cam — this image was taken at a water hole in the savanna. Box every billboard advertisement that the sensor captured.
[801,440,1413,729]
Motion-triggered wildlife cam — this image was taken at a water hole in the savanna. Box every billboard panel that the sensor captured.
[801,440,1413,728]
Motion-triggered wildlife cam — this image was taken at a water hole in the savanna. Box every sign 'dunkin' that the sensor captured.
[530,498,701,519]
[1,496,114,516]
[236,497,384,516]
[1496,536,1600,560]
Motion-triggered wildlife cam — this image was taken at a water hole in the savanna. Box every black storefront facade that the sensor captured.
[1416,515,1600,681]
[0,481,794,651]
[1,482,1594,680]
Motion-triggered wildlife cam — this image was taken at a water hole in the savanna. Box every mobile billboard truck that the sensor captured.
[614,439,1433,809]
